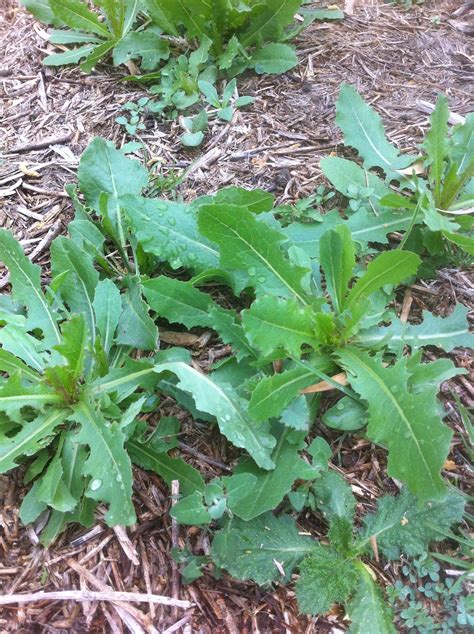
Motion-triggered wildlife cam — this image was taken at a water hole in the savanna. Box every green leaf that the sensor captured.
[323,396,367,431]
[0,409,66,473]
[128,438,205,497]
[229,428,319,521]
[242,296,320,358]
[337,348,452,501]
[422,95,450,204]
[113,30,169,70]
[296,545,359,615]
[336,84,414,178]
[208,307,257,362]
[49,29,102,44]
[77,138,148,211]
[44,45,97,66]
[0,325,46,373]
[347,563,396,634]
[93,279,121,354]
[171,491,212,525]
[320,225,355,313]
[248,363,327,422]
[141,0,179,35]
[198,203,310,302]
[0,349,40,383]
[121,195,219,272]
[69,399,136,525]
[154,362,276,470]
[0,229,60,346]
[142,276,213,329]
[49,0,110,37]
[359,488,465,559]
[116,281,158,351]
[442,230,474,256]
[251,43,297,74]
[314,470,356,523]
[22,0,63,25]
[344,251,420,311]
[0,374,62,422]
[240,0,302,47]
[146,0,211,40]
[211,512,314,585]
[358,304,473,352]
[181,131,204,147]
[51,237,99,339]
[54,314,88,381]
[35,450,77,513]
[211,186,275,214]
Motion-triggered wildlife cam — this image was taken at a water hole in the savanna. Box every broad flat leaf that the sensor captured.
[347,564,396,634]
[35,451,77,513]
[22,0,64,25]
[296,545,359,615]
[0,349,40,383]
[248,360,330,422]
[320,157,392,209]
[70,399,136,525]
[240,0,302,47]
[229,428,319,521]
[171,491,212,525]
[320,225,355,313]
[211,187,275,214]
[142,276,213,329]
[51,237,99,339]
[207,307,257,362]
[77,138,148,210]
[113,31,169,70]
[211,512,314,584]
[344,251,420,311]
[337,348,452,501]
[242,296,319,358]
[359,488,465,559]
[121,195,220,272]
[198,203,310,303]
[314,470,356,523]
[0,229,60,346]
[442,230,474,256]
[54,314,87,380]
[0,325,46,373]
[92,356,159,402]
[358,304,473,352]
[407,355,463,392]
[93,279,121,354]
[422,95,449,203]
[154,362,276,469]
[251,43,297,74]
[142,0,179,35]
[145,0,211,39]
[116,281,158,351]
[336,84,414,178]
[128,438,205,497]
[49,0,110,37]
[283,207,413,259]
[0,409,66,472]
[44,45,97,66]
[323,396,366,431]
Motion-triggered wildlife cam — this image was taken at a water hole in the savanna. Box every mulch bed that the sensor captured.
[0,0,472,631]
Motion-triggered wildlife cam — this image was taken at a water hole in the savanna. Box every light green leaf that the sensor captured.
[70,399,136,525]
[242,296,320,358]
[49,0,110,37]
[171,491,212,525]
[0,324,46,373]
[208,307,257,362]
[211,512,314,585]
[442,230,474,256]
[320,157,392,208]
[198,203,310,302]
[344,251,420,311]
[296,545,359,615]
[0,348,41,382]
[347,563,396,634]
[358,304,473,352]
[323,396,367,431]
[116,282,158,351]
[35,451,77,513]
[211,186,275,214]
[93,279,121,354]
[22,0,63,25]
[141,0,179,35]
[320,225,355,313]
[78,138,148,211]
[422,95,449,204]
[113,30,169,70]
[240,0,302,47]
[315,470,356,523]
[337,348,452,501]
[359,488,465,559]
[121,195,219,272]
[336,84,414,178]
[229,428,319,521]
[54,314,88,380]
[251,43,297,74]
[154,361,276,470]
[49,29,102,44]
[0,229,60,346]
[44,45,96,66]
[0,409,66,472]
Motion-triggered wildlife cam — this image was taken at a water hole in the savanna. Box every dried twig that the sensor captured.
[0,590,194,608]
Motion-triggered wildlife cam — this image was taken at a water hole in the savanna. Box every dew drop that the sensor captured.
[336,402,344,410]
[257,276,266,283]
[248,267,257,276]
[90,479,102,491]
[168,217,176,226]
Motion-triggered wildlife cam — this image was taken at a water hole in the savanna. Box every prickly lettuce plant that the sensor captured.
[319,84,474,261]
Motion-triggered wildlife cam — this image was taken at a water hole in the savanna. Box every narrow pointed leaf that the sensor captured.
[93,279,121,354]
[422,95,450,204]
[347,564,396,634]
[320,225,355,313]
[49,0,110,36]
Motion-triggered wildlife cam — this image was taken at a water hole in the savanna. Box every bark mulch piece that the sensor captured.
[0,0,473,632]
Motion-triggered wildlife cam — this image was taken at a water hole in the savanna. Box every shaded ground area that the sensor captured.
[0,1,473,632]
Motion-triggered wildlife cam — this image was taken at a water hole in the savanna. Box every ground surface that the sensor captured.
[0,1,473,632]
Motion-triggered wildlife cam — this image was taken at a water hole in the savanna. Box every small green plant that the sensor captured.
[276,185,336,225]
[318,85,473,261]
[115,96,149,136]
